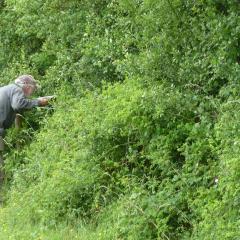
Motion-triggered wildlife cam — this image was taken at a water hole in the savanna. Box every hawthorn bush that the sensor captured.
[0,0,239,239]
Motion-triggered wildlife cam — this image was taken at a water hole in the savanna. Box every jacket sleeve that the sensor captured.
[11,89,39,111]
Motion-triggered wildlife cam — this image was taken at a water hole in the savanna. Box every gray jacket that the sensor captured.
[0,84,39,134]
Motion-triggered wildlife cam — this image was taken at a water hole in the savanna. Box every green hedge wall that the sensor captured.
[0,0,239,239]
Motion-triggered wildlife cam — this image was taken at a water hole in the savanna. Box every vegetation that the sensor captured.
[0,0,239,239]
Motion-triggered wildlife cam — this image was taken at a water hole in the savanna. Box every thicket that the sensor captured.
[0,0,239,239]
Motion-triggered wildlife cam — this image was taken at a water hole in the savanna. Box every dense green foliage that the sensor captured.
[0,0,239,239]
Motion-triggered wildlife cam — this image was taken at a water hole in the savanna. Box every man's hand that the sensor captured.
[38,98,49,107]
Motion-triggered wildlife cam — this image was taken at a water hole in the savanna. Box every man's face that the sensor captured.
[24,85,36,96]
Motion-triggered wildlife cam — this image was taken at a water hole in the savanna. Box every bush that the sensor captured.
[0,0,240,239]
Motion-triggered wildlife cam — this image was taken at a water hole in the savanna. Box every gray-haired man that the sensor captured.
[0,75,49,183]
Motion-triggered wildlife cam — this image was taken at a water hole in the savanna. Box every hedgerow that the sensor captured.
[0,0,239,239]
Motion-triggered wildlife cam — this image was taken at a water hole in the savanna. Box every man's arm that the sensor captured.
[11,89,48,110]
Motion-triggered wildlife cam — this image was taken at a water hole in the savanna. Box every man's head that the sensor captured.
[15,75,40,96]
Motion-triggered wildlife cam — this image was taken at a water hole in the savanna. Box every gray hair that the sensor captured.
[15,75,40,89]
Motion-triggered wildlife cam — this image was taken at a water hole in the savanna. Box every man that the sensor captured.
[0,74,49,183]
